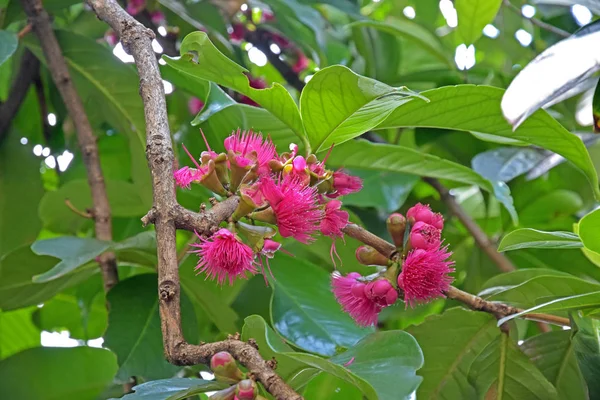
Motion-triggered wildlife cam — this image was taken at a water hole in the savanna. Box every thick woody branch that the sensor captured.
[86,1,301,398]
[21,0,119,292]
[424,177,516,273]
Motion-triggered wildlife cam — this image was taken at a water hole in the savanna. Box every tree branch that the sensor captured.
[502,0,570,39]
[86,1,302,398]
[21,0,119,292]
[0,50,39,144]
[424,177,516,273]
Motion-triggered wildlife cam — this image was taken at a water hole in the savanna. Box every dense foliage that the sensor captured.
[1,0,600,399]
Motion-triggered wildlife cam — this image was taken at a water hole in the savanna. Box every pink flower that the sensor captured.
[174,166,203,189]
[407,203,444,230]
[397,247,455,308]
[260,239,281,258]
[224,130,277,175]
[230,23,246,42]
[188,97,204,115]
[320,200,348,238]
[271,33,291,49]
[332,272,380,327]
[410,221,441,250]
[292,52,309,73]
[126,0,145,15]
[240,77,267,107]
[262,10,275,22]
[329,170,362,198]
[364,279,398,307]
[191,229,256,285]
[260,175,322,243]
[149,10,165,25]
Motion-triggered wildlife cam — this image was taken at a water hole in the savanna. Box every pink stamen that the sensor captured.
[199,128,212,152]
[322,143,335,165]
[182,143,202,169]
[344,357,355,367]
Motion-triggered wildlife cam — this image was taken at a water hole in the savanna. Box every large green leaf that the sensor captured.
[498,229,583,251]
[104,274,198,382]
[38,179,151,234]
[0,307,40,360]
[378,85,600,199]
[121,378,227,400]
[578,208,600,254]
[572,314,600,399]
[303,373,363,400]
[351,25,402,83]
[0,30,17,66]
[471,147,545,183]
[521,331,588,400]
[24,30,151,192]
[407,308,500,399]
[0,135,44,257]
[455,0,502,45]
[348,19,451,66]
[326,139,517,220]
[269,254,373,356]
[0,347,118,400]
[498,292,600,325]
[468,334,559,400]
[300,65,423,152]
[479,269,572,292]
[163,32,306,145]
[0,245,96,311]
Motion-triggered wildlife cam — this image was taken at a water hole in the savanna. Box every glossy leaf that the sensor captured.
[121,378,227,400]
[0,347,118,400]
[378,85,600,198]
[501,20,600,128]
[351,25,401,83]
[0,30,17,66]
[303,373,364,400]
[572,314,600,399]
[407,308,500,399]
[521,331,588,400]
[0,307,40,360]
[479,269,573,293]
[342,169,418,212]
[498,229,582,252]
[300,65,424,152]
[269,253,373,356]
[163,32,306,143]
[578,208,600,254]
[471,147,545,183]
[468,334,559,400]
[455,0,502,45]
[104,274,198,382]
[31,237,111,283]
[348,19,451,66]
[0,245,95,311]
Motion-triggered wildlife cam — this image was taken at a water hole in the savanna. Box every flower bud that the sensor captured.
[261,239,281,258]
[364,279,398,306]
[386,213,406,248]
[211,351,244,383]
[355,245,388,266]
[210,385,237,400]
[410,221,441,250]
[235,379,258,399]
[199,159,227,196]
[407,203,444,230]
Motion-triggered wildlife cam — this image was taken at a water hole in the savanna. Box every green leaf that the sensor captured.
[303,373,364,400]
[468,334,559,400]
[498,229,582,251]
[498,292,600,325]
[0,245,95,311]
[455,0,502,45]
[351,25,401,83]
[31,237,111,283]
[105,274,198,382]
[572,314,600,399]
[300,65,424,152]
[483,275,600,309]
[348,19,451,66]
[121,378,228,400]
[521,331,588,400]
[0,307,40,360]
[378,85,600,199]
[0,347,118,400]
[407,308,500,399]
[479,269,573,293]
[23,30,151,191]
[38,179,151,234]
[269,254,373,356]
[578,208,600,254]
[0,134,44,257]
[163,32,306,145]
[0,30,17,66]
[471,147,545,183]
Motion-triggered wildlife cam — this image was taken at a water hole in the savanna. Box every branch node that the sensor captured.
[247,338,259,350]
[266,358,277,370]
[141,208,157,226]
[159,280,177,301]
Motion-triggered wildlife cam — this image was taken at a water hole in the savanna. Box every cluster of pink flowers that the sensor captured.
[175,129,362,285]
[332,203,455,326]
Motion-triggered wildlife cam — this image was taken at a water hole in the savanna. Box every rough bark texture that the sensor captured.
[21,0,119,292]
[86,1,302,398]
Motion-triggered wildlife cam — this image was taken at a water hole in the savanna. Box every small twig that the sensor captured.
[33,74,52,144]
[424,178,516,273]
[65,199,93,219]
[17,23,32,39]
[21,0,119,292]
[502,0,570,38]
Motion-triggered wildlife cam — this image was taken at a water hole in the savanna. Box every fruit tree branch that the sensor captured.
[21,0,119,292]
[86,1,302,398]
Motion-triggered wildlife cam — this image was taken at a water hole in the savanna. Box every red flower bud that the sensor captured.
[410,221,441,250]
[386,213,406,248]
[355,245,388,266]
[210,351,244,383]
[406,203,444,230]
[364,279,398,307]
[235,379,258,399]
